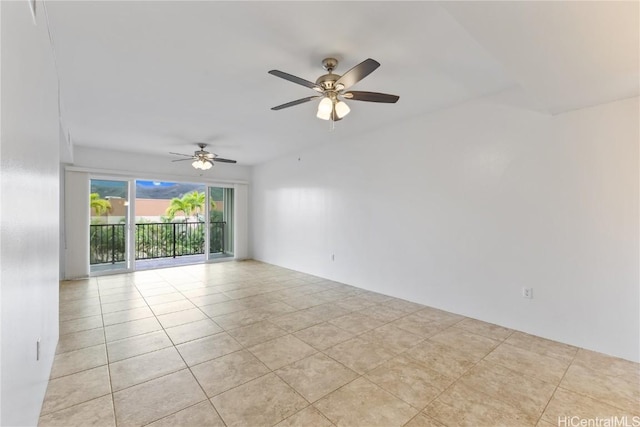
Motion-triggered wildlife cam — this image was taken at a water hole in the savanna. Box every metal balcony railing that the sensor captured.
[90,224,126,265]
[89,221,226,265]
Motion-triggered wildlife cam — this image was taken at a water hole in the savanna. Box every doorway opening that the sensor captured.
[133,181,234,270]
[89,179,235,273]
[134,180,205,270]
[89,179,129,274]
[209,186,234,259]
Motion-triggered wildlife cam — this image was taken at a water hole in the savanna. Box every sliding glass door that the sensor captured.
[208,186,234,259]
[134,180,206,270]
[88,179,235,274]
[89,179,130,274]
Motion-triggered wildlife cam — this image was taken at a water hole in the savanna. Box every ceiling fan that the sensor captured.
[269,57,399,121]
[170,143,237,170]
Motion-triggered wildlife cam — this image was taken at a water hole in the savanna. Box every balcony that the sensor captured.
[90,221,228,270]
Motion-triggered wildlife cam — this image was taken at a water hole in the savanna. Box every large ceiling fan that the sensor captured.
[170,143,237,170]
[269,57,399,121]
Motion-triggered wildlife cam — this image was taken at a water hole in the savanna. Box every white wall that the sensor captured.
[251,93,639,362]
[64,171,90,279]
[1,1,61,424]
[234,184,249,259]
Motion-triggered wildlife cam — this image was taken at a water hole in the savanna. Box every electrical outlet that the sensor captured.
[522,288,533,299]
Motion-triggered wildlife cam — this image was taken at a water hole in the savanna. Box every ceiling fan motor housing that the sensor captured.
[317,58,344,92]
[321,57,338,72]
[316,73,341,92]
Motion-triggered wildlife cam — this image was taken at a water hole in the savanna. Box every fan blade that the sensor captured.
[171,158,194,162]
[271,96,321,111]
[268,70,323,92]
[213,158,237,164]
[169,152,194,157]
[342,91,399,103]
[335,58,380,90]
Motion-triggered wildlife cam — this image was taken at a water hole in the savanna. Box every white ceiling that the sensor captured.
[46,1,638,165]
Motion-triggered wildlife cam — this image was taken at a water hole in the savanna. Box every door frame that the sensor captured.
[89,176,135,275]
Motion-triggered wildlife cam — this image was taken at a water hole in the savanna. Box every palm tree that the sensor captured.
[165,197,192,221]
[90,193,112,216]
[183,191,206,220]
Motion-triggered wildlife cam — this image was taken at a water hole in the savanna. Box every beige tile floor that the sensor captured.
[40,260,640,427]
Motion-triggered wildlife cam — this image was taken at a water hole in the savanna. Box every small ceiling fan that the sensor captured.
[170,143,237,170]
[269,57,399,121]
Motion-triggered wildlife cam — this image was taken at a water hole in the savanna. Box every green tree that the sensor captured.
[165,197,192,221]
[90,193,111,216]
[184,191,206,220]
[166,191,206,222]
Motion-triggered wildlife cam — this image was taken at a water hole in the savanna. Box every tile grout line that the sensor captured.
[395,323,510,422]
[52,262,638,427]
[534,346,580,426]
[541,349,639,416]
[165,277,374,425]
[96,275,118,427]
[300,308,455,424]
[138,276,232,427]
[57,273,475,421]
[102,274,169,426]
[92,270,350,403]
[416,327,574,425]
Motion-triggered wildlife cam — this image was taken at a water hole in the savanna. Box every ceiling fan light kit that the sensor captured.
[192,159,212,170]
[269,57,399,123]
[316,96,334,120]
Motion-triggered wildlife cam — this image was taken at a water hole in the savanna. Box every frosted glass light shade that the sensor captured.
[335,100,350,118]
[192,159,212,170]
[318,97,333,113]
[317,97,333,120]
